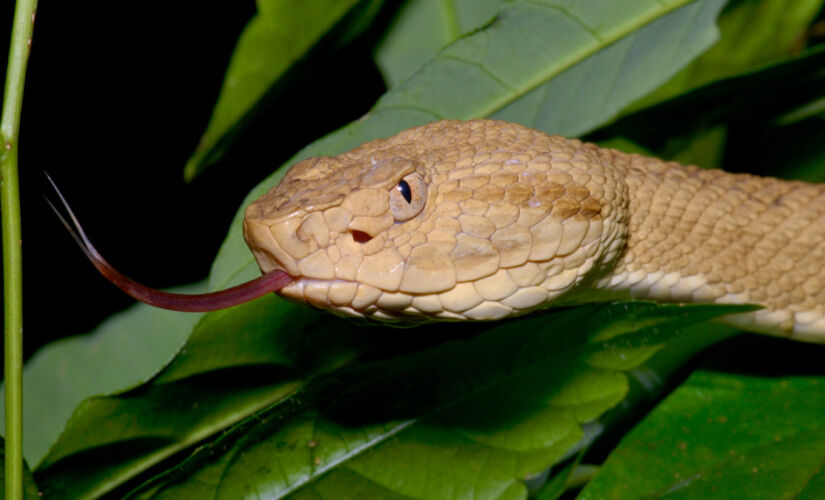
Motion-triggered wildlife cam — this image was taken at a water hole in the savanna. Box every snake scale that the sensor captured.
[241,119,825,342]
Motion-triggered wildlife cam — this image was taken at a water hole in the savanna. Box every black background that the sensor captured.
[3,1,386,357]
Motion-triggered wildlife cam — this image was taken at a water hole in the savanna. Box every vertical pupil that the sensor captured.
[398,180,412,203]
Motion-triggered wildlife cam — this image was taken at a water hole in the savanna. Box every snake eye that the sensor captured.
[389,173,426,222]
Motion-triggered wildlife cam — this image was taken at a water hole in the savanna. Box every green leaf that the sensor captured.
[33,296,370,499]
[0,284,204,467]
[183,0,384,180]
[593,45,825,156]
[209,0,728,293]
[776,96,825,126]
[596,137,653,156]
[126,302,750,498]
[579,370,825,499]
[533,450,587,500]
[667,124,729,168]
[375,0,505,88]
[629,0,824,111]
[599,0,824,169]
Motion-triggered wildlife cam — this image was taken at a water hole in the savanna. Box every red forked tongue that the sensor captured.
[45,174,293,312]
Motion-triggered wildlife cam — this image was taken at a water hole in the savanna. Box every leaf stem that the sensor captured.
[1,0,38,497]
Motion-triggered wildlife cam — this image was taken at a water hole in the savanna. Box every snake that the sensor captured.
[53,119,825,343]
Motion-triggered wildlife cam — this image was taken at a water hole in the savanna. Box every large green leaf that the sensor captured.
[375,0,505,87]
[209,0,728,292]
[127,303,750,499]
[33,296,369,499]
[0,285,203,467]
[579,370,825,499]
[183,0,384,180]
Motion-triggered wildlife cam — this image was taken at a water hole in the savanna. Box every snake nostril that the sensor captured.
[351,230,373,243]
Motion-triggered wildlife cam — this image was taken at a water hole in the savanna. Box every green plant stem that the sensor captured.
[1,0,37,498]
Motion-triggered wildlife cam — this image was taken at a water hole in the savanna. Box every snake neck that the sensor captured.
[593,149,825,340]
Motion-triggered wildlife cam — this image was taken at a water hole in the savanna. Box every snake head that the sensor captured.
[244,120,629,323]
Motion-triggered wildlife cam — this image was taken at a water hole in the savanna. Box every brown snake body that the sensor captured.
[243,119,825,342]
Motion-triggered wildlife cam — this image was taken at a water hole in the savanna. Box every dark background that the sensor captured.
[4,1,386,357]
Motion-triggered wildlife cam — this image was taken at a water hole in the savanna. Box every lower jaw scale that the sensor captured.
[278,278,428,322]
[279,279,338,310]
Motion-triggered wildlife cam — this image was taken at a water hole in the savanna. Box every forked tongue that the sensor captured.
[45,175,293,312]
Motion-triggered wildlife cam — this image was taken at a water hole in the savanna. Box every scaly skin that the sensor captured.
[243,120,825,342]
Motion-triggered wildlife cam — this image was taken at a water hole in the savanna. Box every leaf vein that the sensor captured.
[527,1,604,43]
[477,0,698,118]
[440,53,516,93]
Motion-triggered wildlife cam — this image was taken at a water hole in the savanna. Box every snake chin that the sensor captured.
[277,275,594,324]
[277,277,423,323]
